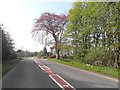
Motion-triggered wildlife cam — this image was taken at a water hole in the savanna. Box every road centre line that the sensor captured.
[56,74,76,90]
[34,60,37,64]
[34,60,76,90]
[45,70,54,74]
[44,66,51,70]
[49,74,64,90]
[42,65,51,70]
[38,64,51,71]
[49,74,75,90]
[38,64,44,71]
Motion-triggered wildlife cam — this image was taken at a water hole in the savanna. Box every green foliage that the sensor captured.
[1,25,17,61]
[65,2,120,68]
[37,51,44,58]
[84,46,111,66]
[2,58,20,75]
[49,58,118,78]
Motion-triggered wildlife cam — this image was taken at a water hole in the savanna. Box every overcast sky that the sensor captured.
[0,0,73,52]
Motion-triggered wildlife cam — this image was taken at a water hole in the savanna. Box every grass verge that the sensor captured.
[49,58,119,79]
[2,58,21,75]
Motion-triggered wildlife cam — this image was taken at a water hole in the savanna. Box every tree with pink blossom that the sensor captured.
[32,12,68,59]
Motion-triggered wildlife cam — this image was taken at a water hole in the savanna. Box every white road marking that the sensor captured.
[34,60,38,64]
[38,65,44,71]
[35,60,76,90]
[49,74,65,90]
[44,66,51,70]
[57,74,76,90]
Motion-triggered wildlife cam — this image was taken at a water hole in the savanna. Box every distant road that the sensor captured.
[2,57,119,90]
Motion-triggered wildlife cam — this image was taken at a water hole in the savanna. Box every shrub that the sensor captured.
[37,52,44,58]
[84,46,111,67]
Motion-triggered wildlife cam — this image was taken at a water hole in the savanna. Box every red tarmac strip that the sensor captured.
[45,70,54,74]
[35,60,76,90]
[50,74,75,90]
[42,65,50,70]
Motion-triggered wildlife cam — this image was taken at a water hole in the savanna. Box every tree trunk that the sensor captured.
[55,43,60,59]
[53,34,60,59]
[57,49,60,59]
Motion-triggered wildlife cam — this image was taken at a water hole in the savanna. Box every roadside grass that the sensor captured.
[2,58,21,75]
[49,58,119,79]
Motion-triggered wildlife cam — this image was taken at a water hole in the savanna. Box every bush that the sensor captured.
[9,53,17,59]
[84,46,111,66]
[62,54,68,58]
[37,51,44,58]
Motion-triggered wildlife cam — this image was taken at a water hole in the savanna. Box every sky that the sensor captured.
[0,0,73,52]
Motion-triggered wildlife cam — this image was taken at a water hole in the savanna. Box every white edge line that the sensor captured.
[57,74,76,90]
[38,65,44,71]
[49,75,65,90]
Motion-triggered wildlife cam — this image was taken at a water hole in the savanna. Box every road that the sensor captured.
[2,57,119,90]
[2,58,60,89]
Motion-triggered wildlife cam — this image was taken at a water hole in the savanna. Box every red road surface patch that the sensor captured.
[38,62,44,66]
[49,74,75,90]
[42,65,50,70]
[45,70,54,74]
[35,60,76,90]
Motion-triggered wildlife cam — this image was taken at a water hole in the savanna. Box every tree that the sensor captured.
[1,24,16,61]
[43,46,47,58]
[17,49,22,58]
[66,2,120,67]
[0,24,3,61]
[37,51,44,58]
[32,12,67,59]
